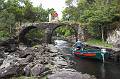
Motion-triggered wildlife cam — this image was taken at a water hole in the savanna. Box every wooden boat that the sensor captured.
[73,48,109,60]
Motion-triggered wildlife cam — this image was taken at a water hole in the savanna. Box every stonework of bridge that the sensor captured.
[18,22,83,45]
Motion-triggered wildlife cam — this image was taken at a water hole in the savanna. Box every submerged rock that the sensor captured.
[47,70,96,79]
[53,56,68,67]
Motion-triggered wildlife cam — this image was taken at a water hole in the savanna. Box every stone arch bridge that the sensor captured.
[18,22,84,44]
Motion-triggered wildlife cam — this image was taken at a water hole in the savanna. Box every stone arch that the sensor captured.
[50,24,78,43]
[18,23,81,45]
[19,26,37,45]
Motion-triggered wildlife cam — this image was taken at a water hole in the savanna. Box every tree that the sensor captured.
[62,0,79,21]
[5,0,24,25]
[79,0,117,40]
[0,10,15,39]
[0,0,5,11]
[0,0,50,40]
[62,0,120,40]
[33,6,49,22]
[23,0,35,22]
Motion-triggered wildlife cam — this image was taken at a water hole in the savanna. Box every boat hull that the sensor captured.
[73,49,109,60]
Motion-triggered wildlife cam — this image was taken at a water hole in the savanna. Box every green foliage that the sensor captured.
[55,26,75,37]
[63,0,118,23]
[5,0,24,22]
[32,6,49,22]
[0,0,50,40]
[0,10,15,27]
[47,8,55,14]
[25,28,45,45]
[0,0,5,11]
[0,31,9,40]
[62,0,120,40]
[0,9,15,39]
[26,28,44,39]
[62,6,78,21]
[80,0,116,23]
[23,0,36,22]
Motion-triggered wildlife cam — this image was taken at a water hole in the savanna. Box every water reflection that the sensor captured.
[70,56,120,79]
[54,40,120,79]
[101,63,105,79]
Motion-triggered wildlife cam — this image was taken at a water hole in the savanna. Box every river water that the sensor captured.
[54,40,120,79]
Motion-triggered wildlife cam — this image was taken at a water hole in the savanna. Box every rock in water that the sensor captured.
[47,70,96,79]
[47,44,58,53]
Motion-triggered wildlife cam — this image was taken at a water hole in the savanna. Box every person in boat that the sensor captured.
[73,39,84,50]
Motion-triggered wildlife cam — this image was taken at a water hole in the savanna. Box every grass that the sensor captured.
[86,39,113,48]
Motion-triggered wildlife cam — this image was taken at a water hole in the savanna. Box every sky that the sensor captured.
[30,0,66,19]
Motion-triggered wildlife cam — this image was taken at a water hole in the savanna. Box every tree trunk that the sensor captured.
[20,21,22,26]
[101,26,104,41]
[10,25,12,34]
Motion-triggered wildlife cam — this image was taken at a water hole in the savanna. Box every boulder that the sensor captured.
[24,64,31,76]
[47,44,58,53]
[24,63,34,76]
[0,38,18,52]
[114,40,120,48]
[47,70,96,79]
[107,29,120,48]
[49,53,58,57]
[0,48,6,58]
[31,64,45,76]
[53,56,68,66]
[18,48,33,58]
[0,64,25,78]
[0,55,20,69]
[0,59,4,66]
[25,55,34,63]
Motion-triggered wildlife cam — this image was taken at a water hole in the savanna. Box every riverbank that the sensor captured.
[86,39,113,48]
[0,39,96,79]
